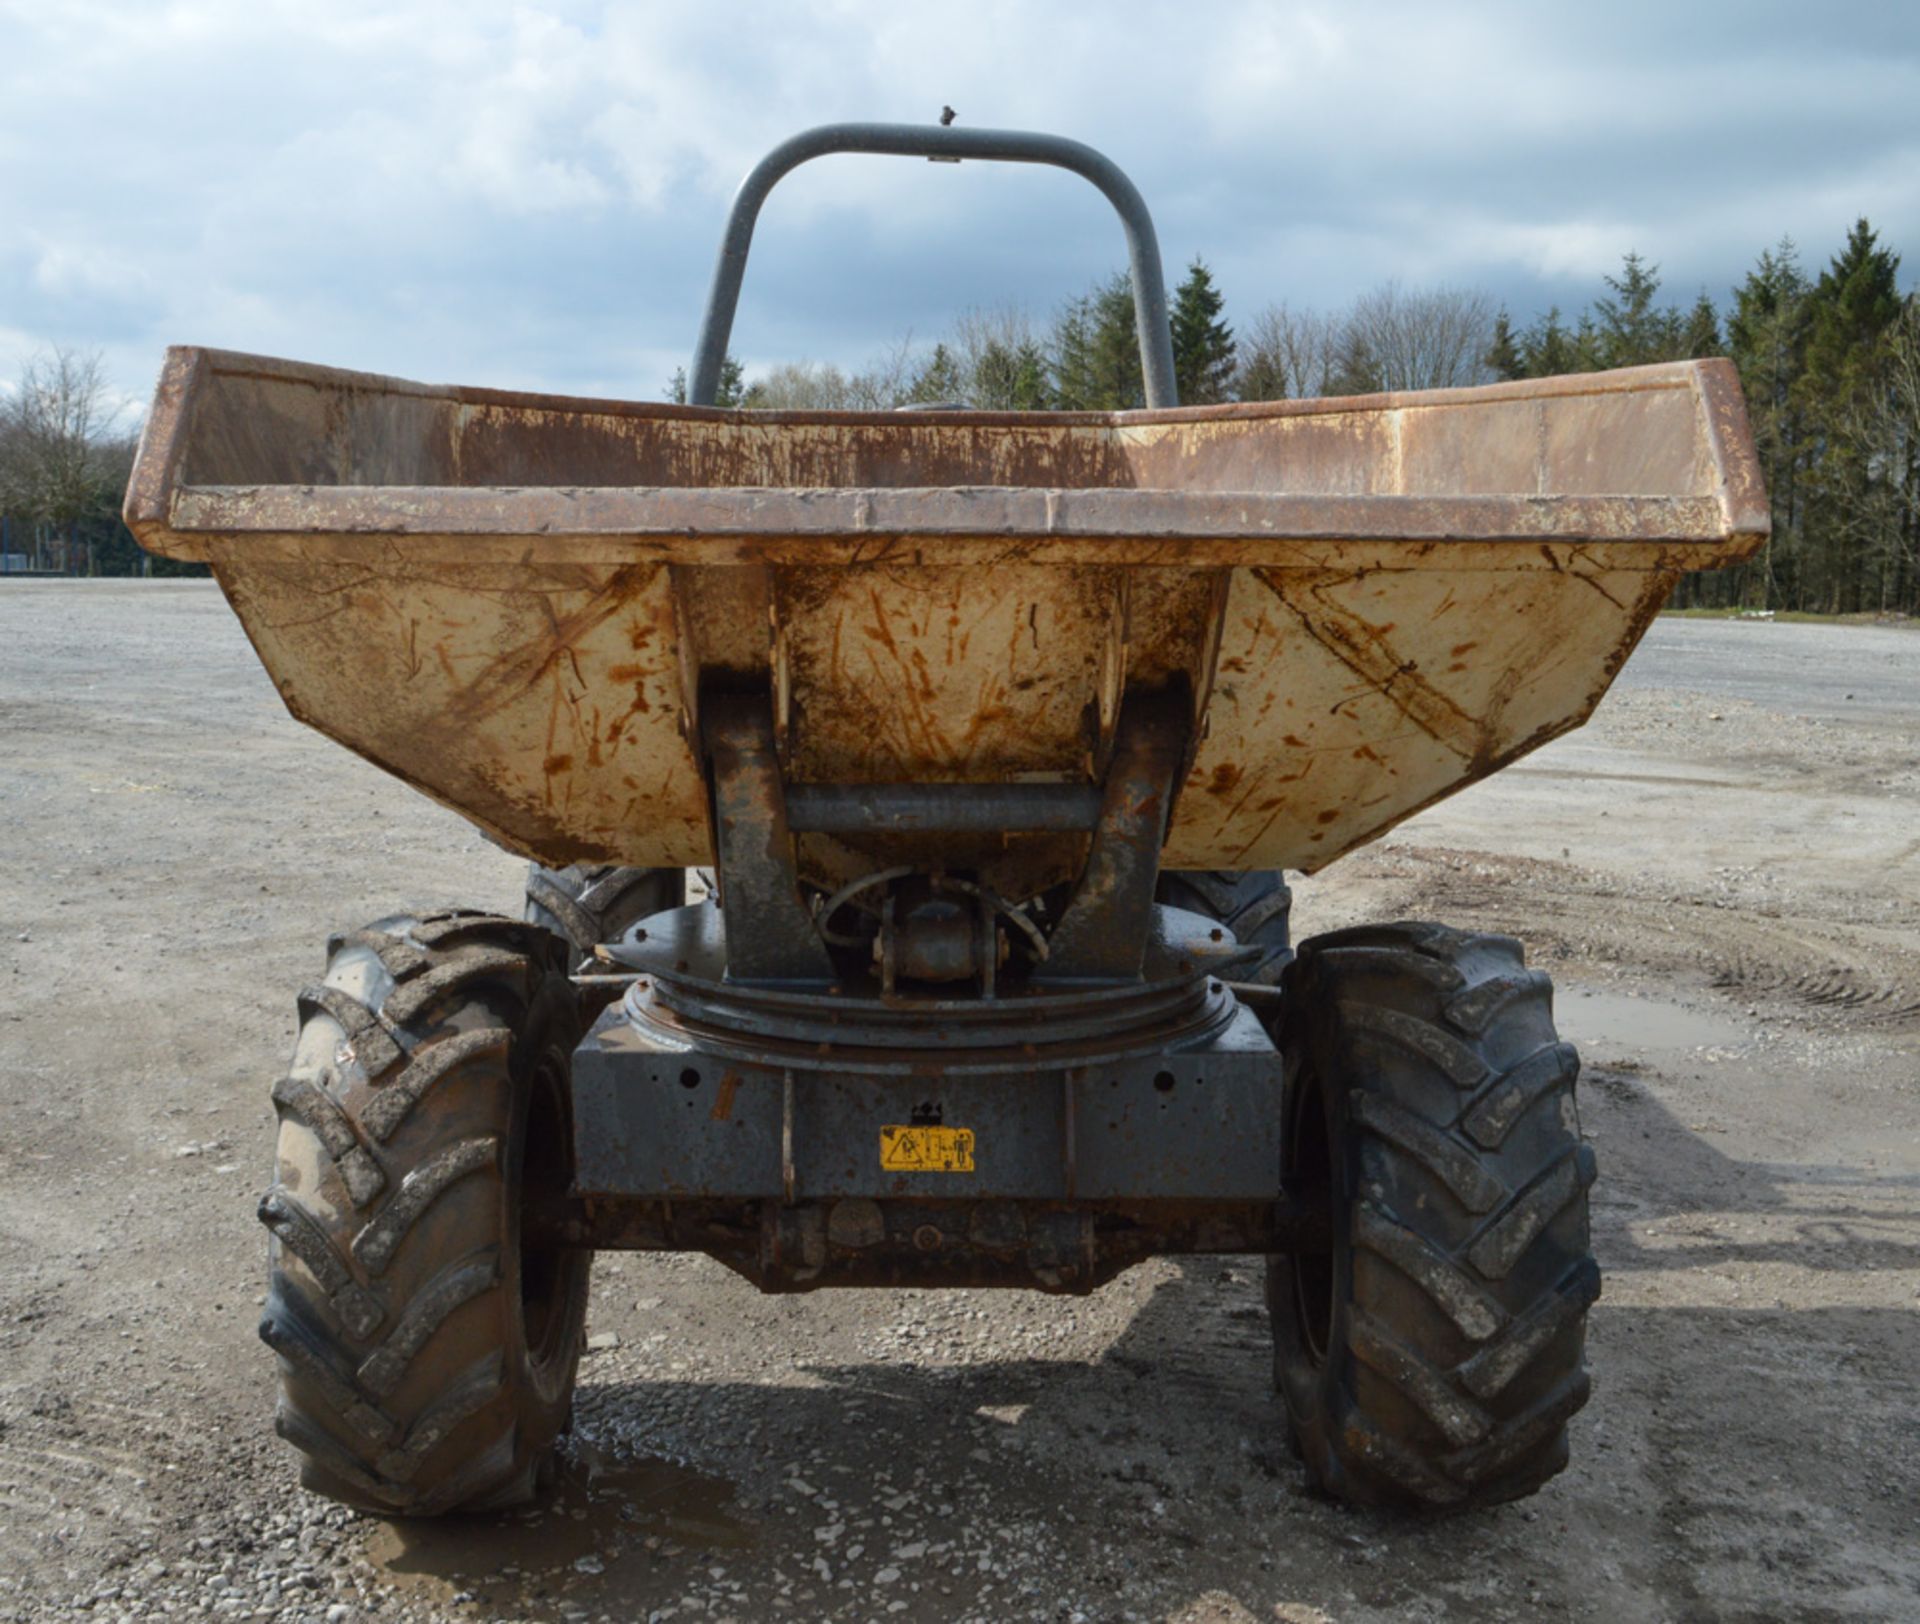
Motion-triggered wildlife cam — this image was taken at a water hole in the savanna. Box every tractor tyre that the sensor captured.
[257,911,590,1516]
[1268,922,1598,1512]
[525,864,685,1018]
[1156,869,1292,985]
[525,863,685,967]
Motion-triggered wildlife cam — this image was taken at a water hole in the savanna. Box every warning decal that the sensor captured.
[879,1124,976,1173]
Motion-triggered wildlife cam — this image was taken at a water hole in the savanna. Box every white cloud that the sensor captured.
[29,234,152,300]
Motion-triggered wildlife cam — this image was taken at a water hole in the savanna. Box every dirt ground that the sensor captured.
[2,581,1916,1624]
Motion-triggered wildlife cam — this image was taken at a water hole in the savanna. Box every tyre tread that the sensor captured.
[349,1136,498,1276]
[270,1073,386,1207]
[1273,921,1598,1512]
[259,914,584,1517]
[356,1249,500,1400]
[1464,1145,1596,1280]
[296,984,401,1075]
[360,1027,510,1144]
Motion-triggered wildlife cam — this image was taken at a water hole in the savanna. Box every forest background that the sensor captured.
[5,221,1915,615]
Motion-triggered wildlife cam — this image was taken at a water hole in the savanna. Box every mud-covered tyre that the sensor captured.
[1156,869,1292,985]
[1268,922,1598,1511]
[524,864,684,970]
[257,911,590,1516]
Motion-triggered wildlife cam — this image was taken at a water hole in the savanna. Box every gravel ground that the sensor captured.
[2,582,1916,1624]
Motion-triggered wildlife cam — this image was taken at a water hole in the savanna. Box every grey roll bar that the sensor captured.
[688,121,1179,410]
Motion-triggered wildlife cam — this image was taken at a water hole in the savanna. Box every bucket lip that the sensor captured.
[162,484,1743,545]
[124,346,1769,556]
[143,340,1726,427]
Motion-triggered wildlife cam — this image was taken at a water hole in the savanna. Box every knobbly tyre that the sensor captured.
[125,120,1767,1515]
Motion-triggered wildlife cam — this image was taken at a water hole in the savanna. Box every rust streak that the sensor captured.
[1251,568,1483,762]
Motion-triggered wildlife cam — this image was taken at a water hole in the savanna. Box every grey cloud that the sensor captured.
[1,0,1914,412]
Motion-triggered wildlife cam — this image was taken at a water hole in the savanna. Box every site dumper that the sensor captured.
[126,123,1767,1516]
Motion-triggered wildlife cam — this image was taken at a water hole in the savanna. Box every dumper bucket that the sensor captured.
[126,347,1765,897]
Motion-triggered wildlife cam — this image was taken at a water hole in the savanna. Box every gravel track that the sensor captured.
[2,582,1916,1623]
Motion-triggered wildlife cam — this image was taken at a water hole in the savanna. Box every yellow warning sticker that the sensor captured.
[879,1125,976,1173]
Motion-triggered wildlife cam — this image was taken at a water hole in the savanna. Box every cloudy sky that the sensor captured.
[3,1,1916,416]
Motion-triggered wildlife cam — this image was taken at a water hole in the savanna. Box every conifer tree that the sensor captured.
[1171,259,1236,404]
[1048,296,1097,410]
[1727,239,1811,609]
[1594,253,1673,367]
[1049,274,1145,409]
[1234,337,1289,402]
[1521,308,1575,377]
[666,355,746,406]
[1087,274,1147,408]
[907,343,967,404]
[1484,311,1525,380]
[1573,310,1605,371]
[1327,325,1382,396]
[1801,219,1902,409]
[972,337,1051,409]
[1682,292,1722,358]
[1796,219,1904,609]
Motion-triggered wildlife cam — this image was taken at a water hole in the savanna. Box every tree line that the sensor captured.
[681,221,1918,616]
[0,350,163,575]
[8,219,1916,613]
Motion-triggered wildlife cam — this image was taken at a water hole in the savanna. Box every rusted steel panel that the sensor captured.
[215,557,708,865]
[1163,559,1673,873]
[129,347,1766,881]
[774,562,1115,783]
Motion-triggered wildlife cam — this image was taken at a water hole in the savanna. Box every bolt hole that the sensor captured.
[679,1067,701,1090]
[1153,1070,1176,1094]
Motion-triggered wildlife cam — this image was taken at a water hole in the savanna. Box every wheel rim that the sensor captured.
[519,1046,575,1374]
[1289,1066,1336,1367]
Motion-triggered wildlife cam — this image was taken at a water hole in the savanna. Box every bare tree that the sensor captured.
[0,400,24,565]
[0,346,122,572]
[852,334,923,410]
[740,360,858,410]
[739,336,923,411]
[1335,282,1499,393]
[1236,303,1343,400]
[943,307,1049,409]
[948,306,1030,376]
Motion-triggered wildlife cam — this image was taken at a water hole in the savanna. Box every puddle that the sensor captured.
[364,1442,750,1617]
[1555,987,1752,1058]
